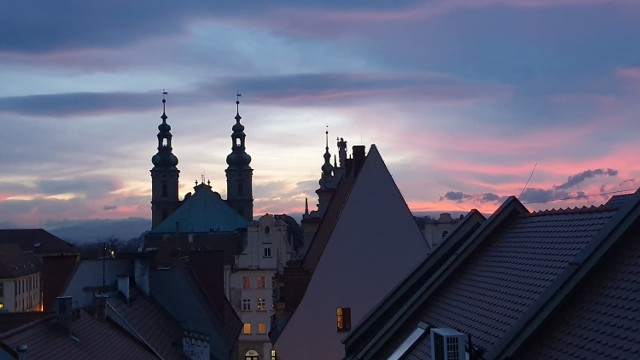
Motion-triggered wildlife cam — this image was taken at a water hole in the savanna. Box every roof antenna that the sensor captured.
[519,162,538,199]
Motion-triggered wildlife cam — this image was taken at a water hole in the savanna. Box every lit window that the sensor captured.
[257,298,266,311]
[243,323,251,334]
[242,298,251,311]
[337,307,351,332]
[258,322,267,334]
[263,247,272,257]
[271,349,277,360]
[243,276,251,289]
[0,303,4,309]
[257,276,266,289]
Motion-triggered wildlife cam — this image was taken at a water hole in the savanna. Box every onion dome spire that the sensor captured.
[226,94,252,169]
[152,91,179,168]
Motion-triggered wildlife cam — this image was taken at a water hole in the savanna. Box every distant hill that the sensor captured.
[46,217,150,244]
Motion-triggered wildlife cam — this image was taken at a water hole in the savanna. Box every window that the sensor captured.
[442,230,449,239]
[243,276,251,289]
[257,298,266,311]
[245,350,259,360]
[257,276,266,289]
[271,349,277,360]
[263,247,272,258]
[162,182,168,197]
[242,298,251,311]
[258,322,267,334]
[0,303,3,309]
[243,323,252,335]
[264,226,270,234]
[337,307,351,332]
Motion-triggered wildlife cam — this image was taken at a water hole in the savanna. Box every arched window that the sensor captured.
[162,138,168,147]
[245,349,259,360]
[265,226,271,234]
[442,230,449,239]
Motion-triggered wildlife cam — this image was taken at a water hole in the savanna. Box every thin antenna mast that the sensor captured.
[519,162,538,199]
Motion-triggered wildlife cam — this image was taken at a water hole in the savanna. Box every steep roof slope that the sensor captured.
[0,310,158,359]
[403,205,619,358]
[515,219,640,359]
[274,145,430,360]
[0,229,74,254]
[151,183,247,234]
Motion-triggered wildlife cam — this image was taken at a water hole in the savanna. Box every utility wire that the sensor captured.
[518,162,537,199]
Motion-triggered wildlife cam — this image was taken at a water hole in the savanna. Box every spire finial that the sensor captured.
[236,92,242,115]
[161,89,169,122]
[325,124,329,149]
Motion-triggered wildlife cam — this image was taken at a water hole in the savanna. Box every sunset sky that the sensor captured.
[2,0,640,229]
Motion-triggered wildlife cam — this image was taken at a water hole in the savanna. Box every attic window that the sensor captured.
[337,307,351,332]
[265,226,271,234]
[442,231,449,239]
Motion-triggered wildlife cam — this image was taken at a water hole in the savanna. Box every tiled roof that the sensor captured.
[108,288,187,359]
[151,183,248,234]
[404,206,618,357]
[0,310,158,359]
[0,243,40,278]
[0,229,75,254]
[514,216,640,359]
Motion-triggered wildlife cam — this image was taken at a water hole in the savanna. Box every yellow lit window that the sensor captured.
[258,323,267,334]
[271,349,277,360]
[243,276,251,289]
[337,307,352,332]
[243,323,251,334]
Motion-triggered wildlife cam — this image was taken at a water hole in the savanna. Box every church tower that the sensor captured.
[225,96,253,223]
[151,95,180,229]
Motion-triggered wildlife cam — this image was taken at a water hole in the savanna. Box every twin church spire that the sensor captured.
[150,92,253,228]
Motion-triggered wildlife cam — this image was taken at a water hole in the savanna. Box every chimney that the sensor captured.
[117,275,130,303]
[93,294,108,320]
[16,344,28,360]
[352,145,366,176]
[134,257,151,296]
[56,296,72,332]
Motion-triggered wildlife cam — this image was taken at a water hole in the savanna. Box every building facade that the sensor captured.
[229,214,298,360]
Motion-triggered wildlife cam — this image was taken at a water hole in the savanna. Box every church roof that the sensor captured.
[151,183,248,234]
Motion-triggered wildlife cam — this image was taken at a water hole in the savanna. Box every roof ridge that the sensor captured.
[528,203,615,216]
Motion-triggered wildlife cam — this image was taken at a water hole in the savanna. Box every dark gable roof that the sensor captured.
[0,310,158,359]
[345,191,640,360]
[0,229,75,254]
[514,218,640,359]
[41,255,80,311]
[108,287,187,359]
[0,243,40,278]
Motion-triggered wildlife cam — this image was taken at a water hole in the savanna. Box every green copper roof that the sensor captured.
[151,183,248,233]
